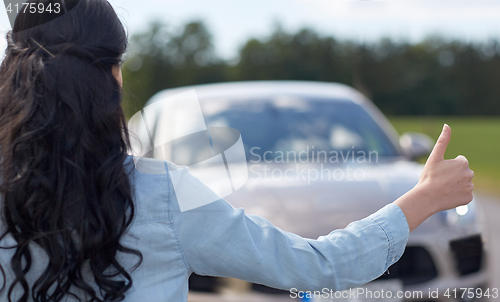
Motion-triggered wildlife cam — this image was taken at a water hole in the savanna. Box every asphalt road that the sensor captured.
[476,194,500,301]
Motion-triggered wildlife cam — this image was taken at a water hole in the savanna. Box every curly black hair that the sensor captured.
[0,1,142,301]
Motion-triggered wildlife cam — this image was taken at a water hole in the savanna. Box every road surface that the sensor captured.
[476,194,500,301]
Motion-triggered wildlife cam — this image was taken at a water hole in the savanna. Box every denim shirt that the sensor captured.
[0,157,410,301]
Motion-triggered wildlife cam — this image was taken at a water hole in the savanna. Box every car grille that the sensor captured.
[376,246,438,285]
[189,274,221,292]
[188,274,290,294]
[449,234,483,276]
[251,283,290,294]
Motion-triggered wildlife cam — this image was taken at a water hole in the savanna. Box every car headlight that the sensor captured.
[442,198,477,228]
[456,205,469,216]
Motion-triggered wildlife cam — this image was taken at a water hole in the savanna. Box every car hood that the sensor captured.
[189,159,434,238]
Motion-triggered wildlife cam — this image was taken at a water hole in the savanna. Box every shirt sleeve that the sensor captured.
[168,165,410,292]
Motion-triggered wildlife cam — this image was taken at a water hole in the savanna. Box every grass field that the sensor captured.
[388,116,500,197]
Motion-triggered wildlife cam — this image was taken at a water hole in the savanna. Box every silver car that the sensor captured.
[141,81,487,301]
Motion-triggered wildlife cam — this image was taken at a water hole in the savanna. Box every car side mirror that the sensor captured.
[399,132,434,160]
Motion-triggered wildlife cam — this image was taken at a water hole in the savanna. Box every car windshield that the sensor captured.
[200,96,400,163]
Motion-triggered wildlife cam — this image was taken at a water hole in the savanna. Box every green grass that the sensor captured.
[388,116,500,197]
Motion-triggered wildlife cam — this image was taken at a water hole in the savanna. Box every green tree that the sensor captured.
[122,21,500,117]
[122,21,226,118]
[235,26,354,84]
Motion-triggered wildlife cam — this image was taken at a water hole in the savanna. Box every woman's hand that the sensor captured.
[394,124,474,232]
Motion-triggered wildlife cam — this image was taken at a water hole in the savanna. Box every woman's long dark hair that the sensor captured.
[0,1,141,301]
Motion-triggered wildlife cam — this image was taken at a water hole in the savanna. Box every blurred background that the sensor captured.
[1,0,498,194]
[115,1,500,199]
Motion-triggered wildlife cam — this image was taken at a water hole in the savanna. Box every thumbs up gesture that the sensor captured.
[419,124,474,211]
[395,124,474,232]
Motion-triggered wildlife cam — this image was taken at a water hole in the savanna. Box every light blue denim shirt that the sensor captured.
[0,157,410,301]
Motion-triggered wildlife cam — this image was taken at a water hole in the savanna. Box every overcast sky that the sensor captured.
[1,0,500,59]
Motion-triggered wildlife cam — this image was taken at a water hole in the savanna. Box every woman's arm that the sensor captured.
[168,124,473,291]
[170,193,409,292]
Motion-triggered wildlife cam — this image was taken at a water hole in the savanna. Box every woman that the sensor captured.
[0,0,474,301]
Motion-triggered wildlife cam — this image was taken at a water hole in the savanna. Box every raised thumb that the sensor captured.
[426,124,451,164]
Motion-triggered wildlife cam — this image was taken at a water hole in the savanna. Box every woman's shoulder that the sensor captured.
[125,155,175,224]
[125,155,235,217]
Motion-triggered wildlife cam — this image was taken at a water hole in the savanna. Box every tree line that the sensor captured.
[122,21,500,118]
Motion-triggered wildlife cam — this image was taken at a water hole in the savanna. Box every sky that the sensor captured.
[1,0,500,60]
